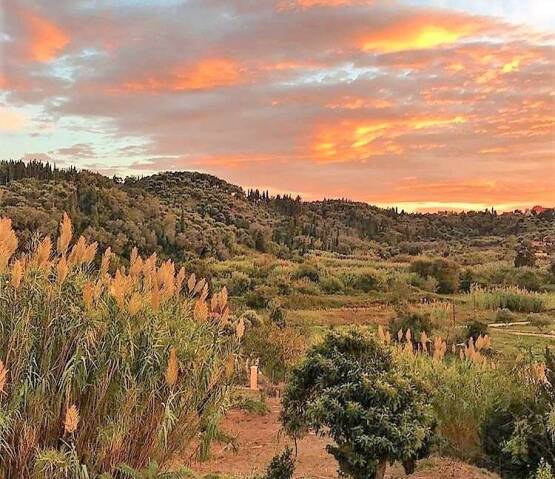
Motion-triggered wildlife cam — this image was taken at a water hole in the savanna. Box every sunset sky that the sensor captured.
[1,0,554,212]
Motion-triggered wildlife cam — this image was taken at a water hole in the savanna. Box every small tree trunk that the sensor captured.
[403,457,416,475]
[375,458,387,479]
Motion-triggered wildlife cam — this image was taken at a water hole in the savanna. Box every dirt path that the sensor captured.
[190,398,500,479]
[191,398,340,478]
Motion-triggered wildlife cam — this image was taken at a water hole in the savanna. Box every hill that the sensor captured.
[0,160,553,263]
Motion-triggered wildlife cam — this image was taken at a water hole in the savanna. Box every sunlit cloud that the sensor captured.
[115,58,244,93]
[360,14,487,53]
[0,0,553,211]
[17,7,69,62]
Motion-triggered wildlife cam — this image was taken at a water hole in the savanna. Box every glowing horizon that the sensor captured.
[1,0,554,212]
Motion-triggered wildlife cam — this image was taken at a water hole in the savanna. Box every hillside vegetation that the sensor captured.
[0,161,553,265]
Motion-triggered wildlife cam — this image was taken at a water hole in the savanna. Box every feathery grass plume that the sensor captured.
[187,273,197,293]
[194,299,208,322]
[0,360,8,394]
[33,236,52,269]
[56,255,69,284]
[175,267,186,294]
[397,328,404,342]
[0,217,18,272]
[150,281,161,311]
[82,241,98,265]
[110,269,130,309]
[165,347,179,387]
[64,405,80,434]
[405,328,412,344]
[99,246,112,277]
[420,331,429,353]
[129,248,143,277]
[225,354,235,379]
[377,325,386,344]
[11,259,24,289]
[83,282,95,309]
[68,236,88,265]
[57,213,72,256]
[236,317,246,340]
[127,292,142,317]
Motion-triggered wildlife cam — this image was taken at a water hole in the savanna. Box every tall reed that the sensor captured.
[0,215,241,478]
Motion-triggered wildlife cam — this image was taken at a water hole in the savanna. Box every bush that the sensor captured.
[268,300,287,328]
[496,307,515,323]
[459,269,474,293]
[245,286,275,309]
[515,239,536,267]
[410,258,460,294]
[515,269,542,292]
[320,275,344,294]
[465,320,489,343]
[400,353,532,462]
[243,321,305,383]
[0,216,239,477]
[282,328,435,479]
[354,269,381,292]
[389,311,434,345]
[481,347,554,478]
[293,263,320,282]
[256,448,295,479]
[228,270,252,295]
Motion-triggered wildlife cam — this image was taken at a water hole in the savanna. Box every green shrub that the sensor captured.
[0,216,239,477]
[320,275,344,293]
[465,320,489,342]
[410,258,460,294]
[459,269,474,293]
[400,354,532,462]
[245,286,276,309]
[282,328,435,479]
[515,269,542,292]
[228,270,252,295]
[256,448,295,479]
[515,239,536,268]
[243,322,305,383]
[389,311,434,345]
[354,269,382,292]
[293,263,320,282]
[496,308,515,323]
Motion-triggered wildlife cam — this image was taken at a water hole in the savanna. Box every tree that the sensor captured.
[281,328,435,479]
[514,239,536,267]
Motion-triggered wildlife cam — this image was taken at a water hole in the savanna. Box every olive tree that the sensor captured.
[281,328,435,479]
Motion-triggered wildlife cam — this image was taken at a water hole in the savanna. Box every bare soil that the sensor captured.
[191,398,500,479]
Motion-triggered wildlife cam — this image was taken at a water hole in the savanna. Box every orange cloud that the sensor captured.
[22,9,69,62]
[326,96,393,110]
[361,15,484,53]
[119,58,244,93]
[278,0,372,9]
[312,115,466,162]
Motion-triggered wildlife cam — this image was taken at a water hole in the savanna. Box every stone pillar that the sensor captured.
[250,365,258,390]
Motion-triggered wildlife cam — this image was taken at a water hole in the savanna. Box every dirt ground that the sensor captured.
[191,398,500,479]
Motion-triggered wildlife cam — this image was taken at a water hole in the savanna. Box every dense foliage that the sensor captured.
[281,328,435,479]
[1,161,553,264]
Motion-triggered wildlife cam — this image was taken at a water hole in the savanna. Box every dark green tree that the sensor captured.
[281,328,435,479]
[514,239,536,267]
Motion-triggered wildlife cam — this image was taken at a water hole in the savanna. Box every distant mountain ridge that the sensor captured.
[0,160,553,261]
